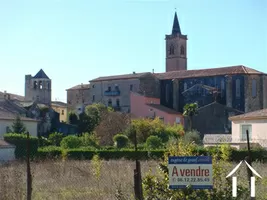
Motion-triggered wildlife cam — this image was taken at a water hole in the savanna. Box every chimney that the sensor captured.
[152,69,154,73]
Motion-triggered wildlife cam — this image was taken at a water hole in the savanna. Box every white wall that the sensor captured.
[0,147,15,161]
[231,119,267,147]
[0,119,38,138]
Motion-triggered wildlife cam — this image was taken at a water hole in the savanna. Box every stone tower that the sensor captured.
[165,12,187,72]
[25,69,52,105]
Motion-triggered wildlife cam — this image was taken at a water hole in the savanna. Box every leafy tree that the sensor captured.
[12,115,27,133]
[48,132,64,146]
[68,112,79,125]
[113,134,129,148]
[60,135,82,149]
[77,112,95,134]
[183,129,202,145]
[183,102,198,131]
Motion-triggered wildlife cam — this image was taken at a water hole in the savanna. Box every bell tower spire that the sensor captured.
[165,11,188,72]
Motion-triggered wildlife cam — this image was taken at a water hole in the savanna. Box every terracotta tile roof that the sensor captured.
[155,65,265,80]
[89,72,150,82]
[0,92,25,101]
[146,104,182,115]
[66,83,90,91]
[229,109,267,121]
[0,99,27,114]
[0,110,38,121]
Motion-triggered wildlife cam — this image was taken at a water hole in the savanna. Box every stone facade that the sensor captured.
[89,73,160,113]
[165,34,187,72]
[90,78,140,113]
[263,75,267,109]
[66,84,90,111]
[24,69,51,105]
[244,74,264,112]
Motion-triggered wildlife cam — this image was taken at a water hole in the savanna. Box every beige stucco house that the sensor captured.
[0,110,39,138]
[228,108,267,149]
[51,101,68,122]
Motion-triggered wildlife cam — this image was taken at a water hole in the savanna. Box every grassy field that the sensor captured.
[0,160,267,200]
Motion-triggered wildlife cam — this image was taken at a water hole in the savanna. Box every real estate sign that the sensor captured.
[168,156,213,189]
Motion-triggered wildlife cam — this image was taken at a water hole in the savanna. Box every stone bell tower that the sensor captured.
[25,69,52,105]
[165,12,188,72]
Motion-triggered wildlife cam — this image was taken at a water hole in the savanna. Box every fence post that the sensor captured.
[133,129,143,200]
[26,131,32,200]
[246,129,254,200]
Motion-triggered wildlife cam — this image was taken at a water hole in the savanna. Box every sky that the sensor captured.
[0,0,266,102]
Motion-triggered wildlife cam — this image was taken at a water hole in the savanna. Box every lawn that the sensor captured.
[0,160,267,200]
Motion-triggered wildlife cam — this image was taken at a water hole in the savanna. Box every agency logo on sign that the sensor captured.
[226,160,262,197]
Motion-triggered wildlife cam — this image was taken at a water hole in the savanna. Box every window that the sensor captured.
[61,110,64,115]
[252,79,257,98]
[184,83,187,91]
[176,117,181,124]
[108,86,111,91]
[235,79,240,98]
[92,84,95,88]
[241,124,252,141]
[92,95,95,102]
[39,81,43,89]
[180,46,185,55]
[36,95,39,100]
[115,85,119,90]
[130,84,133,91]
[165,84,170,103]
[116,99,120,107]
[108,99,112,107]
[33,81,37,89]
[168,44,175,55]
[6,126,11,133]
[47,82,50,90]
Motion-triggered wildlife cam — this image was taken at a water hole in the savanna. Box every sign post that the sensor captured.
[168,156,213,189]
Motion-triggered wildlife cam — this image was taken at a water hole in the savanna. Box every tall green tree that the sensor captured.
[68,112,79,125]
[12,115,27,133]
[183,102,198,131]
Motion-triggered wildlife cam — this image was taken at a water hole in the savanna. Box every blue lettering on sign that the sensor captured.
[168,156,212,164]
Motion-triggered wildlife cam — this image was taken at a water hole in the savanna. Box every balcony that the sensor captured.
[104,90,120,96]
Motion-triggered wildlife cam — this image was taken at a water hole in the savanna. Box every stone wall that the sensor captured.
[226,76,232,108]
[263,75,267,109]
[66,87,91,111]
[244,74,263,112]
[138,73,160,98]
[172,79,179,111]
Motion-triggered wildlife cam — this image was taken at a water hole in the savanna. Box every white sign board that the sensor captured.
[168,156,213,189]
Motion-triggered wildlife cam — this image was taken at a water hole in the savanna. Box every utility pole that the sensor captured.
[26,131,32,200]
[246,130,254,200]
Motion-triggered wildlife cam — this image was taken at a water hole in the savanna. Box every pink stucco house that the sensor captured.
[130,92,184,125]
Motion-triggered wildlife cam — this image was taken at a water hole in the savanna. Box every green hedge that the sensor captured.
[4,133,38,159]
[37,146,62,159]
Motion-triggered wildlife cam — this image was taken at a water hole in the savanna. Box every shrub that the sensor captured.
[113,134,129,148]
[146,136,163,149]
[38,136,52,147]
[48,132,64,146]
[183,130,202,145]
[37,146,62,159]
[4,133,38,159]
[60,135,82,149]
[80,132,99,148]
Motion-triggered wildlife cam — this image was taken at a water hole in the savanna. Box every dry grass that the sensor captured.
[1,160,267,200]
[0,159,158,200]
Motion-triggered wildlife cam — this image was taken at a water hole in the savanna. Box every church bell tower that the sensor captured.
[165,12,187,72]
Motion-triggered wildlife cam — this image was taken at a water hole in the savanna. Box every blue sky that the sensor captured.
[0,0,266,102]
